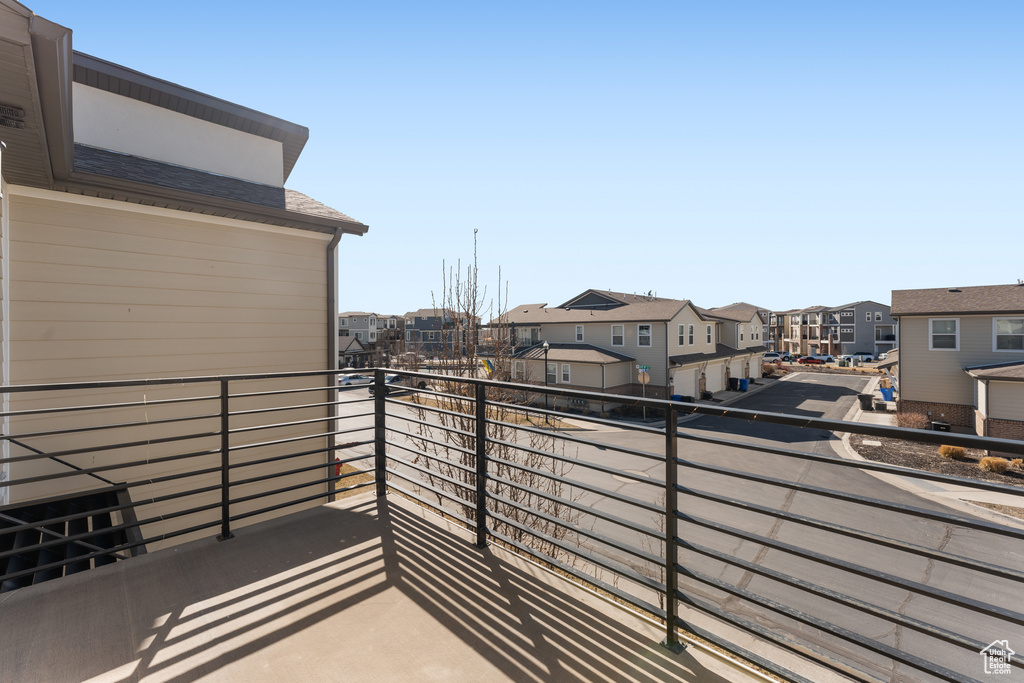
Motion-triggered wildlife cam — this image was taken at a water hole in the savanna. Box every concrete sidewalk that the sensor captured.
[838,376,1024,527]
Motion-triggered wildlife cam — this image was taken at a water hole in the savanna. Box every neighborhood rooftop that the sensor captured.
[891,283,1024,316]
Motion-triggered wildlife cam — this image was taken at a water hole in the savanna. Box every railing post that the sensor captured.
[662,404,684,652]
[374,369,387,497]
[475,382,488,548]
[217,379,234,541]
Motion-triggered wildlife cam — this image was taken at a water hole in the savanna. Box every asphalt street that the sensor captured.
[336,376,1024,682]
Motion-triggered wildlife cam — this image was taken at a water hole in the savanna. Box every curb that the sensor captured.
[834,385,1024,529]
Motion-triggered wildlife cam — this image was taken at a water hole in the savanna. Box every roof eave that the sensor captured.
[58,171,369,236]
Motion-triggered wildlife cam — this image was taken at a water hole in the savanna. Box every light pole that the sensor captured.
[542,341,550,424]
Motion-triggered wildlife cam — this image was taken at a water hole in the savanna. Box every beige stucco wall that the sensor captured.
[5,187,332,547]
[73,83,284,187]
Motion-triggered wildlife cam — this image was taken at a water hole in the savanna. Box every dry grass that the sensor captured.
[1012,459,1023,469]
[896,412,930,430]
[939,445,967,460]
[981,457,1010,473]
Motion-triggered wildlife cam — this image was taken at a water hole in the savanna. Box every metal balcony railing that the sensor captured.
[2,368,1024,682]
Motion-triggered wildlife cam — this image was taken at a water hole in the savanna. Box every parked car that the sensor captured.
[763,352,782,362]
[798,355,832,365]
[367,374,403,395]
[338,373,374,386]
[838,352,875,363]
[877,350,894,361]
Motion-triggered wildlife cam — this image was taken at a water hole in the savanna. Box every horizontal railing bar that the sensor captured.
[383,453,474,494]
[386,428,477,460]
[0,393,220,419]
[228,413,345,435]
[385,474,475,521]
[488,508,664,594]
[227,398,354,418]
[385,483,476,529]
[1,411,219,443]
[231,457,354,489]
[678,429,1024,499]
[489,434,659,485]
[486,450,663,515]
[676,457,1024,541]
[676,592,884,683]
[487,490,662,566]
[487,528,666,620]
[488,397,666,439]
[677,511,1024,627]
[486,471,662,540]
[230,481,376,526]
[491,415,666,462]
[228,427,355,453]
[676,565,968,683]
[679,485,1024,582]
[0,429,220,467]
[386,408,477,441]
[677,538,987,654]
[2,445,222,489]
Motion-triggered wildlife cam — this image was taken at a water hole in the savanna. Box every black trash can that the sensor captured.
[931,421,951,432]
[858,393,874,410]
[728,377,740,391]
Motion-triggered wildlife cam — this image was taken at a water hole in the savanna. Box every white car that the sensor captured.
[763,352,782,362]
[338,373,374,386]
[840,352,874,363]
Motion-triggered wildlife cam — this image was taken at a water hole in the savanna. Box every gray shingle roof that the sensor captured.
[705,302,766,323]
[891,284,1024,316]
[966,360,1024,381]
[669,344,762,367]
[512,343,634,364]
[504,290,693,325]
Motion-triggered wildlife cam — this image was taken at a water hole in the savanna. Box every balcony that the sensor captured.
[2,369,1024,681]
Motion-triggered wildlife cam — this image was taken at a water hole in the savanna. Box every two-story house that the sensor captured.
[825,301,897,358]
[892,283,1024,439]
[404,308,477,358]
[340,312,381,343]
[500,289,765,410]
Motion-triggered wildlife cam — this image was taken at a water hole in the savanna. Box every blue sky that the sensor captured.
[31,1,1024,317]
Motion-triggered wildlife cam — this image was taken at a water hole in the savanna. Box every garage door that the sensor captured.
[673,368,696,397]
[705,363,725,393]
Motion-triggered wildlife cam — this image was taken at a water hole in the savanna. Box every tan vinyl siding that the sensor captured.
[901,315,1024,406]
[5,190,332,546]
[667,309,713,357]
[988,382,1024,422]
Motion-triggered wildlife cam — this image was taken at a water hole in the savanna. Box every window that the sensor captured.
[688,325,694,345]
[369,316,377,327]
[612,325,624,346]
[354,332,363,340]
[546,362,557,384]
[841,327,854,335]
[706,325,712,343]
[340,318,348,327]
[638,324,652,347]
[678,324,685,346]
[369,332,376,341]
[389,318,396,328]
[405,331,412,341]
[929,318,959,350]
[874,312,882,322]
[576,325,584,342]
[865,312,871,322]
[561,364,571,383]
[428,331,435,341]
[841,311,853,318]
[739,327,744,342]
[514,361,525,380]
[995,317,1024,350]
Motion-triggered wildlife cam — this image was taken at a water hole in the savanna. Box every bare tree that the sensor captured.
[406,231,583,562]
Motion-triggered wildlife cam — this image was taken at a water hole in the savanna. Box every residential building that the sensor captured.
[500,289,765,408]
[404,308,476,358]
[0,5,367,529]
[774,301,895,358]
[892,283,1024,437]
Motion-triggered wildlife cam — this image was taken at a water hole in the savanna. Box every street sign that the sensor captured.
[636,365,650,371]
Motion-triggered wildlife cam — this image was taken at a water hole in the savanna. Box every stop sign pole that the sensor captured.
[637,365,650,421]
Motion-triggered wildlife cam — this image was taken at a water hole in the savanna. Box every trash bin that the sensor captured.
[838,359,848,367]
[728,377,739,391]
[879,387,894,401]
[858,394,874,410]
[670,394,683,402]
[739,378,749,392]
[873,399,886,411]
[931,421,950,432]
[701,391,713,400]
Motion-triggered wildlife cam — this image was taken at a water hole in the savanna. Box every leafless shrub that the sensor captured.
[1011,458,1023,469]
[896,412,930,430]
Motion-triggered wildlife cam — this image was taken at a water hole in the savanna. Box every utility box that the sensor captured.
[931,421,951,432]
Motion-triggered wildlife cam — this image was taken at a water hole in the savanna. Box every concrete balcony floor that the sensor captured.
[0,493,765,682]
